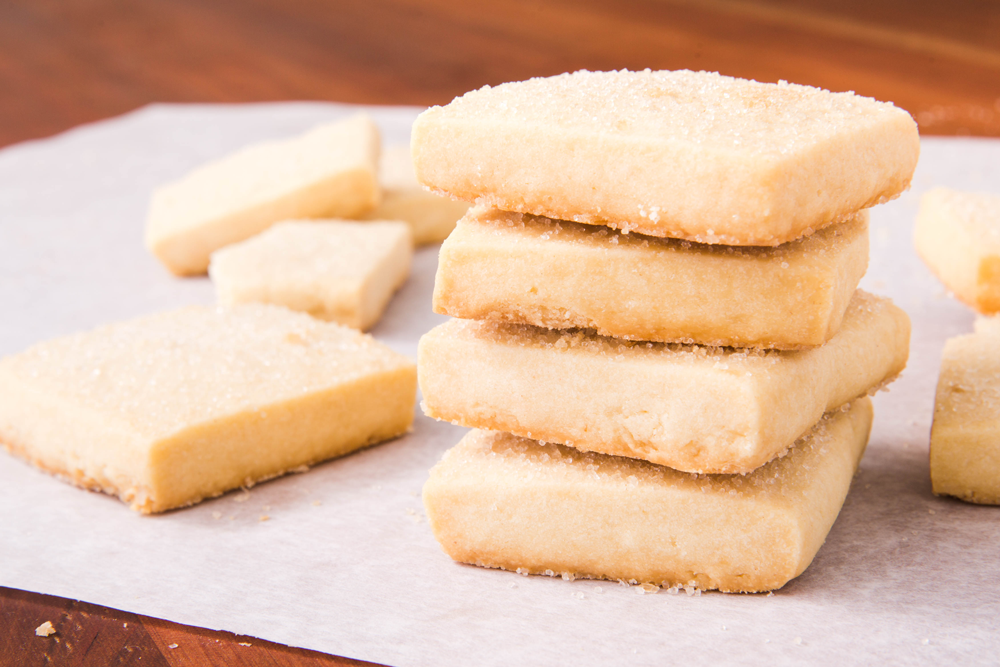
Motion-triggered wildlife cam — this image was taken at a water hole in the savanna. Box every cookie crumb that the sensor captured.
[35,621,56,637]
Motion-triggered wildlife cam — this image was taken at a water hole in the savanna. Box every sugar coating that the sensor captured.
[419,291,908,474]
[915,188,1000,314]
[412,70,918,246]
[209,220,412,330]
[361,145,470,245]
[424,398,872,593]
[146,115,381,276]
[434,206,868,349]
[930,329,1000,504]
[0,305,417,513]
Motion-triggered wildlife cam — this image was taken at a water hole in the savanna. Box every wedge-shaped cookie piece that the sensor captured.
[147,115,381,276]
[210,220,412,330]
[413,70,918,246]
[424,398,872,593]
[915,188,1000,314]
[420,291,907,474]
[930,329,1000,504]
[0,305,417,513]
[435,207,869,349]
[361,145,470,245]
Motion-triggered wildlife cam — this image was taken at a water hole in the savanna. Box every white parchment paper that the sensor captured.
[1,103,998,666]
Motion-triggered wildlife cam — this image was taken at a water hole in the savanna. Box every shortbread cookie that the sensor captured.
[362,145,470,245]
[974,315,1000,336]
[929,329,1000,504]
[412,70,918,246]
[434,207,868,349]
[915,188,1000,314]
[210,220,412,330]
[419,291,907,474]
[0,305,417,513]
[147,115,381,276]
[424,398,872,593]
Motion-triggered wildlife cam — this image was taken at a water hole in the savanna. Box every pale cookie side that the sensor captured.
[418,291,908,474]
[915,187,1000,314]
[423,398,873,593]
[930,330,1000,504]
[434,206,869,349]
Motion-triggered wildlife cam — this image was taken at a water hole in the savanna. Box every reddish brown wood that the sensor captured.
[0,587,381,667]
[0,0,999,149]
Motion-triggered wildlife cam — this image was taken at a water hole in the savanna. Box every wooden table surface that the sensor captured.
[2,0,999,664]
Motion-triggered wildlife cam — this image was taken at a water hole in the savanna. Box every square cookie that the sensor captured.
[423,398,872,593]
[915,188,1000,314]
[413,70,918,245]
[146,115,380,276]
[362,145,470,245]
[419,291,908,474]
[209,220,412,331]
[434,206,868,348]
[0,305,417,513]
[930,329,1000,504]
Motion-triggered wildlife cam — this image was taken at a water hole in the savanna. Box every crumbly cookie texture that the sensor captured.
[361,145,470,245]
[930,329,1000,504]
[413,69,918,246]
[424,398,872,593]
[146,115,381,276]
[915,188,1000,314]
[0,305,417,513]
[419,290,908,474]
[434,206,868,349]
[209,220,412,331]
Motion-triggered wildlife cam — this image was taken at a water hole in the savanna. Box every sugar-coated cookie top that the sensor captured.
[0,305,413,438]
[435,69,909,157]
[210,219,412,283]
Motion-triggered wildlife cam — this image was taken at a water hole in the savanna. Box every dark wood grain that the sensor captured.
[0,0,999,149]
[1,1,999,664]
[0,586,382,667]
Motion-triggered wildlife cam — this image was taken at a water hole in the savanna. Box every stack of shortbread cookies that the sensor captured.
[414,70,918,592]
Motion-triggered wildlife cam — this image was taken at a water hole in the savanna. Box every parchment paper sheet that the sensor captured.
[1,103,998,666]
